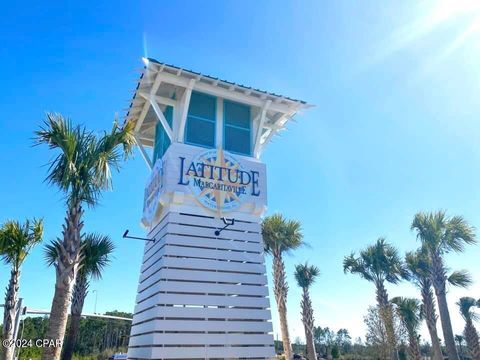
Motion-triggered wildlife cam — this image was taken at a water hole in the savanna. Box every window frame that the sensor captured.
[184,91,217,149]
[222,99,252,156]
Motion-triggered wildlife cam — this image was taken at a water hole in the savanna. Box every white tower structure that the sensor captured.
[125,58,310,360]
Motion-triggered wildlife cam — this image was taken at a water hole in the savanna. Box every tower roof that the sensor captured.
[125,58,312,162]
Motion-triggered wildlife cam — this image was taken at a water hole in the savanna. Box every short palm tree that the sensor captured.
[456,334,465,358]
[45,234,115,360]
[294,263,320,360]
[391,297,423,360]
[262,214,303,360]
[343,237,407,360]
[457,297,480,360]
[35,114,134,360]
[411,211,476,360]
[0,219,43,360]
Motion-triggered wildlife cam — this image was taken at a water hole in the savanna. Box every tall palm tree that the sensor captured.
[391,297,423,360]
[343,237,408,360]
[457,297,480,360]
[0,219,43,360]
[44,234,115,360]
[405,249,442,360]
[35,114,134,360]
[411,211,476,360]
[262,214,303,360]
[294,263,320,360]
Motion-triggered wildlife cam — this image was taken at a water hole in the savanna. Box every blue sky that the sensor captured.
[1,0,480,343]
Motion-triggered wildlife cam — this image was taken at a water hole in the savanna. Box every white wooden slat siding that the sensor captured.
[128,345,275,360]
[128,210,274,360]
[129,309,270,328]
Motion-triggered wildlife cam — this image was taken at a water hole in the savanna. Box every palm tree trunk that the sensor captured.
[421,281,443,360]
[464,320,480,360]
[2,266,20,360]
[375,281,398,360]
[431,253,459,360]
[301,288,317,360]
[62,276,88,360]
[273,254,292,360]
[42,203,83,360]
[407,329,422,360]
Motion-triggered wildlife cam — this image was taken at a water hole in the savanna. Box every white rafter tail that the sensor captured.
[253,100,272,158]
[134,101,150,133]
[176,79,195,142]
[135,135,153,170]
[150,96,173,141]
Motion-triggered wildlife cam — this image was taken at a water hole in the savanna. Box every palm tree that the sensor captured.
[457,297,480,360]
[0,219,43,360]
[391,297,423,360]
[262,214,303,360]
[44,234,115,360]
[343,237,407,360]
[294,262,320,360]
[411,211,476,360]
[35,114,134,360]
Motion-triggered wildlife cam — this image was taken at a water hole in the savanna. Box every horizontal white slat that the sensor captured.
[136,281,268,303]
[164,234,264,252]
[140,257,266,283]
[163,245,263,263]
[141,246,264,274]
[130,319,273,334]
[152,345,274,359]
[167,223,261,242]
[138,268,267,294]
[130,305,272,326]
[134,293,270,314]
[168,212,261,233]
[129,333,273,346]
[140,247,166,273]
[128,345,274,359]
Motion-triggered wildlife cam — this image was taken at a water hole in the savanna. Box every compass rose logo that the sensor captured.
[190,149,246,213]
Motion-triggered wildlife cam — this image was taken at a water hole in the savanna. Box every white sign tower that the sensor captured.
[125,58,310,360]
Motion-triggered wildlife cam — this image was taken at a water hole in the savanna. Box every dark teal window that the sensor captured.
[223,100,251,155]
[185,91,216,148]
[153,105,173,162]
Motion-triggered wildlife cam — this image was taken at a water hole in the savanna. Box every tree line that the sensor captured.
[0,311,131,359]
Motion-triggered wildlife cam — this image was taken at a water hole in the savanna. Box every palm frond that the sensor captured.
[447,270,472,289]
[34,113,135,207]
[262,214,303,256]
[345,238,406,285]
[457,297,479,321]
[294,262,320,289]
[412,210,476,256]
[44,239,62,267]
[391,296,423,331]
[0,219,44,266]
[79,233,115,280]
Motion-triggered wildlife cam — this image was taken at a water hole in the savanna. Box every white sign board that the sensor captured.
[142,143,267,227]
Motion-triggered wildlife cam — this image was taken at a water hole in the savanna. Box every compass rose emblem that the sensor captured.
[188,149,246,214]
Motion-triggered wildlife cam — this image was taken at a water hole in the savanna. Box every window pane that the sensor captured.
[186,117,216,148]
[188,92,216,119]
[224,126,250,155]
[224,100,250,129]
